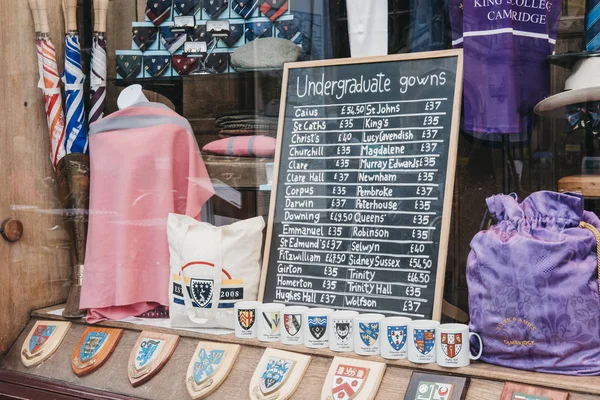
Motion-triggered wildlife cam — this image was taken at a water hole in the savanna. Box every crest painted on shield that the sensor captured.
[387,326,407,351]
[135,339,165,370]
[441,333,462,359]
[415,381,454,400]
[22,321,71,368]
[284,314,302,337]
[262,311,281,334]
[359,322,379,347]
[308,316,327,340]
[259,357,295,395]
[331,364,368,400]
[190,278,214,308]
[80,331,108,362]
[414,329,435,355]
[194,349,225,385]
[335,320,352,343]
[28,325,56,354]
[238,309,256,331]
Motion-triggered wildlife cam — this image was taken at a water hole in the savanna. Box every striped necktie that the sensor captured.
[587,0,600,51]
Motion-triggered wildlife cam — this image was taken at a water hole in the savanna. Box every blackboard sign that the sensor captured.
[259,50,463,321]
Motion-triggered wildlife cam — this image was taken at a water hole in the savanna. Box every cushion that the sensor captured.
[202,135,276,157]
[230,37,301,70]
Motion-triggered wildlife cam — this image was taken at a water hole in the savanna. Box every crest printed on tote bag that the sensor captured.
[387,326,407,351]
[72,327,123,376]
[441,333,463,359]
[128,331,179,387]
[250,348,311,400]
[21,321,71,368]
[284,314,301,336]
[190,278,214,308]
[186,341,240,399]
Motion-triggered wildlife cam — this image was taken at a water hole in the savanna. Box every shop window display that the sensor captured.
[0,0,600,398]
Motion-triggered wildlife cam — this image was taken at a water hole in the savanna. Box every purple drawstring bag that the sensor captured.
[467,191,600,376]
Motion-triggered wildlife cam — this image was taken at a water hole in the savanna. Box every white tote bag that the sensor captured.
[167,213,265,329]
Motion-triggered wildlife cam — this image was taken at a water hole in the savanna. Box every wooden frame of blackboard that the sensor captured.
[258,49,464,321]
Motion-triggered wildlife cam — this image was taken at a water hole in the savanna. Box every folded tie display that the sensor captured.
[203,0,229,18]
[222,23,244,47]
[171,55,199,75]
[275,19,302,43]
[231,0,259,18]
[146,0,172,26]
[566,102,600,135]
[132,26,158,52]
[143,55,171,77]
[116,55,142,79]
[159,27,187,54]
[245,21,273,42]
[260,0,288,22]
[205,53,229,73]
[174,0,201,16]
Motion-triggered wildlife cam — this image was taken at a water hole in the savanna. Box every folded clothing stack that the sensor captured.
[202,112,279,157]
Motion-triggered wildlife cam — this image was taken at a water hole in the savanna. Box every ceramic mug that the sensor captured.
[256,303,285,342]
[328,310,359,352]
[281,306,308,345]
[407,320,440,363]
[303,308,333,348]
[436,323,483,368]
[380,316,412,359]
[234,301,261,339]
[353,313,385,355]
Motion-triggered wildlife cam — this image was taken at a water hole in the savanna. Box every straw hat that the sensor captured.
[534,54,600,116]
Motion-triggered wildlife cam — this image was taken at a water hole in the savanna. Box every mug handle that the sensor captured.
[469,332,483,360]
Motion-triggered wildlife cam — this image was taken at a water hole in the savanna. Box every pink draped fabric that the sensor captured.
[80,103,214,323]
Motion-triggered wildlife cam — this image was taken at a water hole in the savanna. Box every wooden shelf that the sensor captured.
[0,304,590,399]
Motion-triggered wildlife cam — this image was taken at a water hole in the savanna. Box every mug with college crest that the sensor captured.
[436,323,483,368]
[380,316,411,359]
[257,303,286,342]
[303,308,333,348]
[281,306,308,345]
[234,301,262,339]
[328,310,358,352]
[407,320,440,363]
[353,313,385,356]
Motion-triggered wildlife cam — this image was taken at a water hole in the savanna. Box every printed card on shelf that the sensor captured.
[321,356,386,400]
[249,348,311,400]
[185,341,240,399]
[21,321,71,368]
[71,327,123,377]
[127,331,179,387]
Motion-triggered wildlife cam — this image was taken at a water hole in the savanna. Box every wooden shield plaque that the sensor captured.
[249,348,311,400]
[185,341,241,399]
[321,357,386,400]
[21,321,71,367]
[128,331,180,387]
[71,327,123,377]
